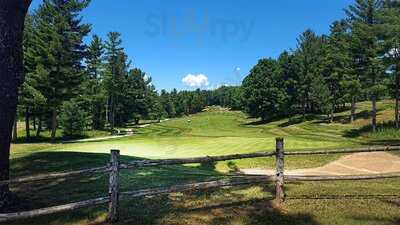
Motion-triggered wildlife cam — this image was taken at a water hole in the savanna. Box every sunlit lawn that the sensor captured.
[5,100,400,225]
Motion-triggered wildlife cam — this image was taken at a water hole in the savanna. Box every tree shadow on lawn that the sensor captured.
[243,114,325,127]
[348,199,400,225]
[117,183,319,225]
[278,115,326,127]
[343,121,398,138]
[5,151,315,225]
[174,197,320,225]
[13,130,114,144]
[350,215,400,225]
[362,139,400,146]
[242,111,369,128]
[330,110,372,124]
[13,134,92,144]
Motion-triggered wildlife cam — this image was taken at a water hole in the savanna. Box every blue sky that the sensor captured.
[29,0,354,91]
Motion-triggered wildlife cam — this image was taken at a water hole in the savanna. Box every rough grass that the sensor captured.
[5,100,400,225]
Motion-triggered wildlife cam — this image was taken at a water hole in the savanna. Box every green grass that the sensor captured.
[5,100,400,225]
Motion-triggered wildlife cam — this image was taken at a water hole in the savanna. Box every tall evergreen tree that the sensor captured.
[160,90,176,118]
[278,51,299,116]
[20,13,47,140]
[346,0,386,132]
[380,0,400,128]
[295,30,328,117]
[34,0,91,140]
[123,68,149,125]
[323,20,354,122]
[104,32,125,129]
[146,85,164,122]
[83,35,106,129]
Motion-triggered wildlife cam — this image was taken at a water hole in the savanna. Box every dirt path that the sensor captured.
[62,134,134,143]
[241,152,400,176]
[62,123,157,143]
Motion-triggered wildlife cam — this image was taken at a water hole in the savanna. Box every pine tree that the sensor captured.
[160,90,176,118]
[146,85,164,122]
[323,20,353,122]
[123,68,149,125]
[60,99,89,137]
[83,35,106,130]
[346,0,386,132]
[295,30,328,117]
[170,88,185,116]
[277,51,299,116]
[33,0,91,140]
[20,14,47,140]
[380,0,400,128]
[104,32,125,130]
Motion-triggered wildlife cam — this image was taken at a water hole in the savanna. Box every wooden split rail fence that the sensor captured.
[2,138,400,223]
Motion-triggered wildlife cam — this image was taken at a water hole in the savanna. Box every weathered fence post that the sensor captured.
[275,138,285,203]
[107,149,120,223]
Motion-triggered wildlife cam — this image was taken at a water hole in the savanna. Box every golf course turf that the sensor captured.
[6,100,400,225]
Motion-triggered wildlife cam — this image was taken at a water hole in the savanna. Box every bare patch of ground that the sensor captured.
[241,152,400,176]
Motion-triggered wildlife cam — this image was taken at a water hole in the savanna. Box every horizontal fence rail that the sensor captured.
[0,175,274,222]
[2,139,400,223]
[285,173,400,181]
[4,172,400,222]
[0,166,110,186]
[120,151,276,169]
[3,145,400,186]
[0,197,110,222]
[120,176,275,198]
[285,146,400,156]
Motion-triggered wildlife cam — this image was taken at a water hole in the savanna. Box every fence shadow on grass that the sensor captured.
[117,193,320,225]
[286,194,400,200]
[350,215,400,225]
[347,199,400,225]
[193,199,320,225]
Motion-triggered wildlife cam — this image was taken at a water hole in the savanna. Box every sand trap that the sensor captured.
[241,152,400,176]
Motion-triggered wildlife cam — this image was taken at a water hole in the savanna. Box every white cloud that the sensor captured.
[235,67,241,72]
[182,74,209,87]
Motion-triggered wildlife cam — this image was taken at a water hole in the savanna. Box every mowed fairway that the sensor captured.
[7,100,400,225]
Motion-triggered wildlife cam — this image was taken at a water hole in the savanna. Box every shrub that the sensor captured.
[60,100,89,137]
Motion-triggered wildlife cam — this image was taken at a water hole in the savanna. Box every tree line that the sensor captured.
[15,0,245,140]
[242,0,400,132]
[16,0,400,141]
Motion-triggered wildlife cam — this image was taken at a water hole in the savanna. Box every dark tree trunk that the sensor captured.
[36,116,42,137]
[33,116,36,131]
[372,96,377,133]
[350,97,356,123]
[51,107,57,141]
[105,98,109,128]
[395,71,399,129]
[12,118,17,142]
[0,0,32,209]
[302,98,306,119]
[110,95,115,130]
[25,107,30,140]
